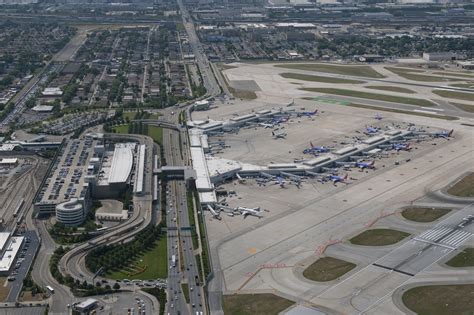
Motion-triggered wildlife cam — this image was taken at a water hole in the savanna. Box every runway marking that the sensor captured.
[421,107,444,111]
[258,263,290,269]
[415,226,472,249]
[247,247,258,254]
[413,109,439,115]
[238,267,263,291]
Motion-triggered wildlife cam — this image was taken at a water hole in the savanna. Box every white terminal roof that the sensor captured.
[0,158,18,164]
[0,235,24,272]
[206,157,242,178]
[108,144,134,184]
[190,147,213,191]
[0,233,10,251]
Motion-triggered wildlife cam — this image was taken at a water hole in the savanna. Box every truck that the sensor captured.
[171,255,176,268]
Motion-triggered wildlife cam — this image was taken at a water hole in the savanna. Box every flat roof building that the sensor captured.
[0,233,24,275]
[0,158,19,166]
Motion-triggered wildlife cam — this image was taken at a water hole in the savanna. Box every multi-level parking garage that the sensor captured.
[34,133,146,226]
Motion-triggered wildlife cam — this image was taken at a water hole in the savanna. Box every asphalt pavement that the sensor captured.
[6,231,39,302]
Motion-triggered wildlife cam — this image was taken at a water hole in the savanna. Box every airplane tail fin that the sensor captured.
[310,141,314,148]
[370,161,375,166]
[449,129,454,137]
[343,174,348,181]
[272,131,275,136]
[314,109,318,114]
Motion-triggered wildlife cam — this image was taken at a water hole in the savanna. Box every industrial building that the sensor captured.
[73,298,98,314]
[34,133,144,226]
[0,232,24,276]
[0,158,19,167]
[422,52,465,61]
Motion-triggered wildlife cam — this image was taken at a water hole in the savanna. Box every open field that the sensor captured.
[350,229,410,246]
[433,71,474,79]
[432,89,474,102]
[280,73,364,84]
[402,284,474,315]
[222,294,294,315]
[401,207,451,222]
[345,103,458,120]
[365,85,415,94]
[447,173,474,197]
[303,257,356,282]
[385,67,461,82]
[0,278,9,302]
[107,236,168,280]
[300,87,435,107]
[112,124,129,134]
[123,112,137,121]
[148,125,163,145]
[346,103,457,120]
[230,88,257,100]
[450,83,474,89]
[450,102,474,113]
[111,123,163,145]
[181,283,190,303]
[18,291,46,302]
[275,63,384,78]
[446,248,474,267]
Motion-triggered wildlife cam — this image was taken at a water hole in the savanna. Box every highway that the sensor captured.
[161,109,205,315]
[177,0,223,97]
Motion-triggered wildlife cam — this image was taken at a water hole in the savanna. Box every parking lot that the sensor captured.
[6,231,40,302]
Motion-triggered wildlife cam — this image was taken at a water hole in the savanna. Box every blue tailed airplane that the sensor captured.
[303,142,330,154]
[433,129,454,139]
[364,125,380,134]
[328,174,348,183]
[392,143,411,151]
[354,161,375,169]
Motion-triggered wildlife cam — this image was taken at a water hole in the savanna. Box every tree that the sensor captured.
[113,283,120,291]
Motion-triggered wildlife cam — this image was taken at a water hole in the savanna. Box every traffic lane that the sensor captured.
[0,307,46,315]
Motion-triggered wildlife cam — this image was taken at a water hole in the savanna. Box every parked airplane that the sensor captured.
[274,176,286,188]
[392,143,411,151]
[207,205,221,220]
[259,122,274,129]
[354,161,375,169]
[272,116,289,124]
[433,129,454,139]
[236,173,246,183]
[303,142,330,154]
[298,109,318,117]
[237,207,263,218]
[364,125,380,134]
[272,130,287,139]
[328,174,348,183]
